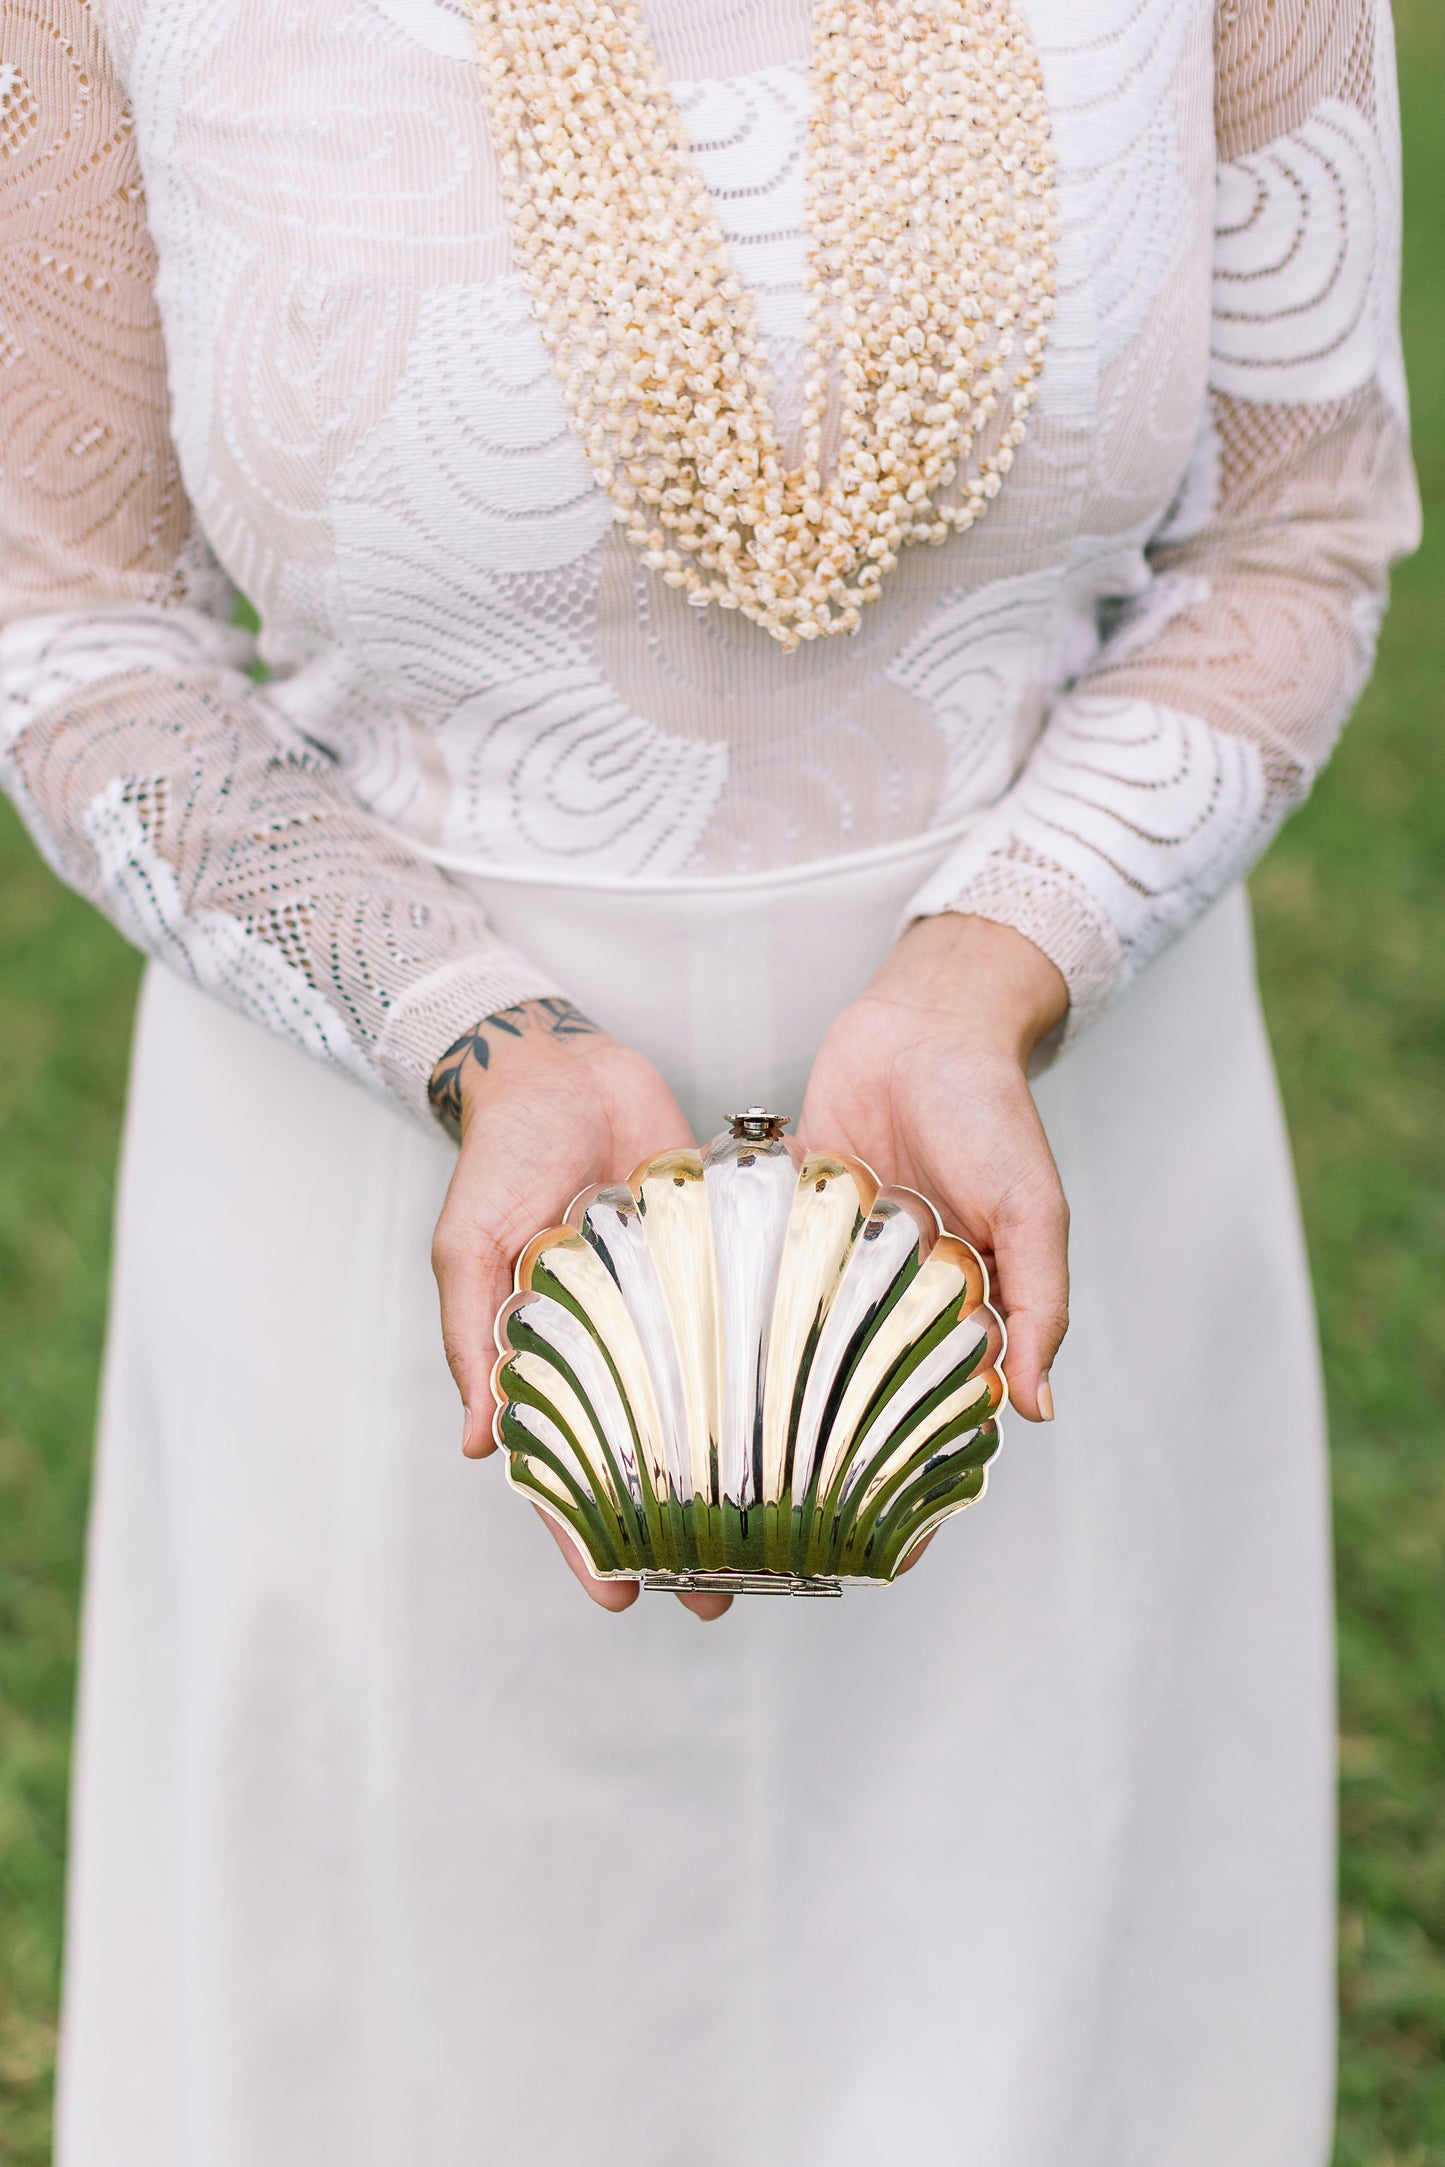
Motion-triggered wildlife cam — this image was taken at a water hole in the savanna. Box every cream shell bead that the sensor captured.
[467,0,1055,644]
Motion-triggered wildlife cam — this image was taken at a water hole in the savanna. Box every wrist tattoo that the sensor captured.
[427,996,601,1139]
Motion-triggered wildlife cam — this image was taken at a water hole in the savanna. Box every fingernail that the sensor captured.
[461,1405,476,1454]
[1037,1373,1055,1423]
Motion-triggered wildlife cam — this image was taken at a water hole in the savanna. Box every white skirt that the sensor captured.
[56,842,1336,2167]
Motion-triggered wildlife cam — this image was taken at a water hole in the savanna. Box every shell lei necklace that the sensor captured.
[466,0,1058,650]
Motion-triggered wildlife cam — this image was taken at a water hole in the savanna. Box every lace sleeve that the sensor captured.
[907,0,1422,1041]
[0,0,562,1124]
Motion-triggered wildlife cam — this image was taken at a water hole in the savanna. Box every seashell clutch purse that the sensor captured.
[491,1109,1006,1596]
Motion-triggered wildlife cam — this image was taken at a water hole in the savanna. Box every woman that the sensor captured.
[0,0,1417,2158]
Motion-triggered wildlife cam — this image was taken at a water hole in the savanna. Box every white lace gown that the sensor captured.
[0,0,1419,2160]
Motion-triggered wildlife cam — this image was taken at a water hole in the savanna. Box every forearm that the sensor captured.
[0,617,564,1122]
[906,0,1418,1047]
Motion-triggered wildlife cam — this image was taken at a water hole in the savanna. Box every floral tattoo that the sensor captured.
[427,996,601,1139]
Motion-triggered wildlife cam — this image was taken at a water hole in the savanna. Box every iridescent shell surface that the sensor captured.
[491,1119,1007,1592]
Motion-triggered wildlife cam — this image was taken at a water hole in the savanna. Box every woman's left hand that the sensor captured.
[799,912,1072,1456]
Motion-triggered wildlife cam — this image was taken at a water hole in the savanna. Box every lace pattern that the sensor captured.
[0,0,560,1117]
[0,0,1420,1109]
[0,608,563,1116]
[916,0,1419,1039]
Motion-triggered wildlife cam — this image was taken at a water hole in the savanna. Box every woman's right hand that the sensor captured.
[428,1000,733,1621]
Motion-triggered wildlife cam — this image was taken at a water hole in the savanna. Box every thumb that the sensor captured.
[431,1146,541,1458]
[988,1179,1070,1423]
[432,1210,514,1457]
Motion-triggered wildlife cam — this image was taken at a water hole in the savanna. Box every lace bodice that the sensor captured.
[0,0,1419,1120]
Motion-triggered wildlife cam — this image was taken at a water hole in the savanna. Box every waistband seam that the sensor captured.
[396,812,979,897]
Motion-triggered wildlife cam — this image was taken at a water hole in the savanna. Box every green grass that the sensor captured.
[2,11,1445,2160]
[1255,5,1445,2155]
[0,829,139,2163]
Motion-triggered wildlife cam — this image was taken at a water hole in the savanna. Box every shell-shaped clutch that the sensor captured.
[491,1110,1006,1595]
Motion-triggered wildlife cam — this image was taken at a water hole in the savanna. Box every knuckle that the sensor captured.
[433,1212,506,1278]
[440,1321,489,1396]
[435,1299,467,1356]
[1013,1178,1069,1242]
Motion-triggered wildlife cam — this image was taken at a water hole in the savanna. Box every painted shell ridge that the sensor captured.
[491,1116,1007,1587]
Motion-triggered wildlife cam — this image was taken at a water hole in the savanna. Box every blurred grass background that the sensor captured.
[1,3,1443,2160]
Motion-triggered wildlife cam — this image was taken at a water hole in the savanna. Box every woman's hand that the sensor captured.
[799,913,1071,1436]
[428,999,731,1621]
